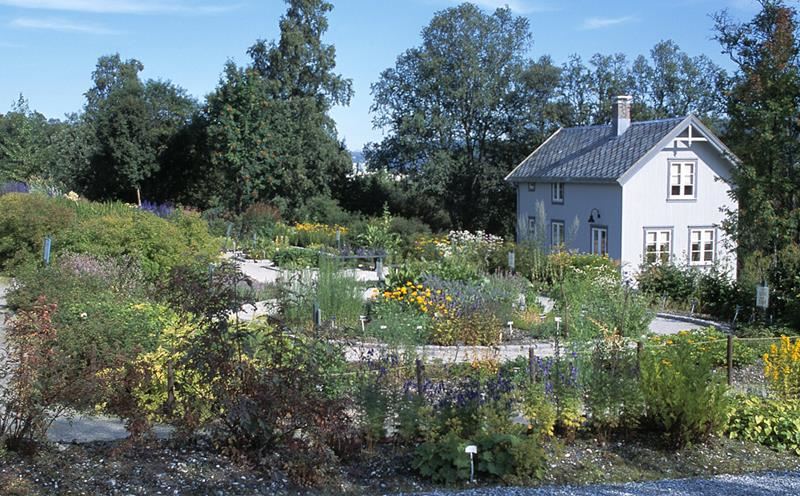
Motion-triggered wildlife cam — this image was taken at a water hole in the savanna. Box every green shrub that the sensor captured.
[0,193,77,272]
[412,402,546,485]
[367,300,431,345]
[648,327,763,367]
[241,202,281,235]
[315,256,365,329]
[728,396,800,454]
[583,334,643,438]
[271,246,320,268]
[640,338,731,447]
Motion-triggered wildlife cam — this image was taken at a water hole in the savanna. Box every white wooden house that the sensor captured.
[505,96,738,278]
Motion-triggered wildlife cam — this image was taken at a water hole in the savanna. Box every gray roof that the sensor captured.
[506,117,686,182]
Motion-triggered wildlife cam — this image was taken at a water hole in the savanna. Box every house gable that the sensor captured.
[616,115,738,187]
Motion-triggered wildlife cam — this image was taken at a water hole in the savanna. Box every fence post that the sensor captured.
[166,361,175,414]
[528,347,536,384]
[727,334,734,386]
[636,340,643,373]
[416,358,425,399]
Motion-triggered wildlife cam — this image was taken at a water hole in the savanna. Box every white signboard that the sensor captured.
[756,284,770,309]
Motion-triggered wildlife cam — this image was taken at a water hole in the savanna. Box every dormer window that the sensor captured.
[552,182,564,204]
[668,161,695,199]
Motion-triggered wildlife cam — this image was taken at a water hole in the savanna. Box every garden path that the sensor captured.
[396,470,800,495]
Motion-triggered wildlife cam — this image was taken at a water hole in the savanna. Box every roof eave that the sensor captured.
[504,127,563,182]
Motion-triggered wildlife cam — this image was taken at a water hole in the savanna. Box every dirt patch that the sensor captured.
[2,434,799,495]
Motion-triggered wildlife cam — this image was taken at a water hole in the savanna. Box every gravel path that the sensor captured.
[397,471,800,495]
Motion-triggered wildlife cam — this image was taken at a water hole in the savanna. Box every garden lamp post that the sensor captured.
[465,445,477,483]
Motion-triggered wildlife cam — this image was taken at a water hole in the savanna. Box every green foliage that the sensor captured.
[62,208,216,281]
[583,335,643,438]
[648,327,764,367]
[0,193,76,272]
[0,193,218,280]
[550,253,652,341]
[272,246,319,269]
[728,396,800,455]
[315,256,365,329]
[639,338,731,447]
[714,1,800,326]
[367,300,431,345]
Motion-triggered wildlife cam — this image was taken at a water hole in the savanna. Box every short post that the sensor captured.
[166,361,175,414]
[375,257,384,283]
[43,236,52,265]
[416,358,424,399]
[336,229,341,251]
[636,340,643,373]
[508,251,516,275]
[727,334,734,386]
[313,302,322,329]
[528,347,536,384]
[465,445,477,483]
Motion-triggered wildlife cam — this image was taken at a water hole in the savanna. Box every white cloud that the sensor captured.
[580,15,637,30]
[448,0,557,14]
[11,16,119,34]
[0,0,234,15]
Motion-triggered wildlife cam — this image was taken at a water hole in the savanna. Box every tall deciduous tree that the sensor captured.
[714,0,800,321]
[0,95,55,182]
[369,3,559,232]
[81,54,196,203]
[205,0,352,215]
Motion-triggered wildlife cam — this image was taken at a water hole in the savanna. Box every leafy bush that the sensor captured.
[0,193,219,281]
[648,328,762,367]
[241,202,281,234]
[728,396,800,455]
[639,339,731,447]
[411,396,545,484]
[583,333,643,438]
[549,253,652,341]
[0,298,103,452]
[367,300,431,345]
[0,193,76,271]
[271,245,320,268]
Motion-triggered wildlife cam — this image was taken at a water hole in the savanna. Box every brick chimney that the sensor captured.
[612,95,632,136]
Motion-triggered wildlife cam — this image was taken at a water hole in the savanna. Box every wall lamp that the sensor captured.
[587,208,601,223]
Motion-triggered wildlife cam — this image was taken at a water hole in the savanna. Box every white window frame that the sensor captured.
[644,228,672,264]
[591,226,608,256]
[551,182,564,204]
[689,227,715,266]
[527,216,536,236]
[668,160,696,200]
[551,220,565,248]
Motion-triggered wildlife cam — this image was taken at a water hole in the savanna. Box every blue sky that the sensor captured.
[0,0,760,150]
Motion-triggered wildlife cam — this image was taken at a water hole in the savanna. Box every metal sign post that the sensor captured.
[756,284,770,309]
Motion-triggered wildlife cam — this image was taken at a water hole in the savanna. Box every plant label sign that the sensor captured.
[756,284,769,309]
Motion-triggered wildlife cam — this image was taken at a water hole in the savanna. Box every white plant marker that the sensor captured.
[507,321,514,339]
[465,445,477,483]
[359,315,367,332]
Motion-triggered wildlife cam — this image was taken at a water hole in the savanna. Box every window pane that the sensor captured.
[671,185,681,195]
[684,185,693,196]
[671,164,681,175]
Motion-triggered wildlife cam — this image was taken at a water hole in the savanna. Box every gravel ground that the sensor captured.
[396,471,800,496]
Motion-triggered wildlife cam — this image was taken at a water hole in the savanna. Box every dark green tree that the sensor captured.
[714,0,800,322]
[204,0,352,215]
[369,3,559,232]
[81,54,196,203]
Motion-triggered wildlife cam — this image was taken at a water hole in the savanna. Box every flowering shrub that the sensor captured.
[382,281,450,316]
[139,199,175,218]
[763,336,800,399]
[0,181,29,195]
